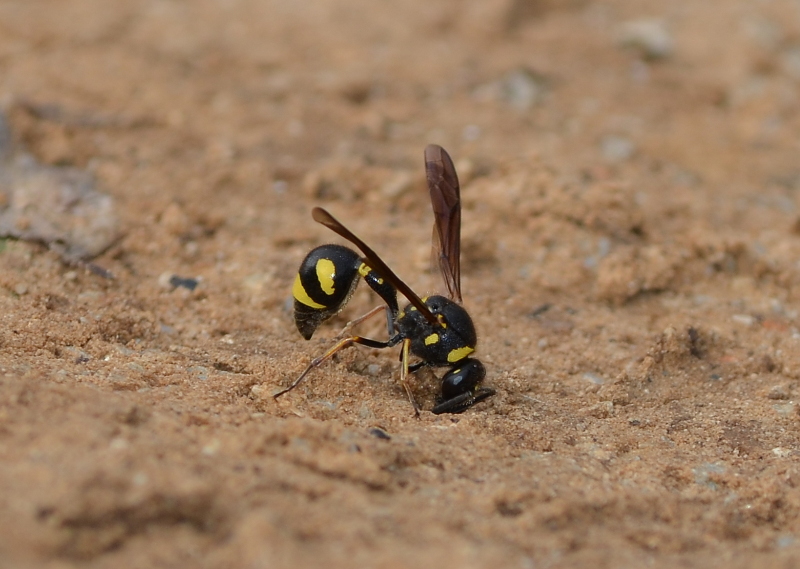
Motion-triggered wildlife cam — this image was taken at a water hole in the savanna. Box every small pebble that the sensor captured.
[202,439,221,456]
[601,134,636,162]
[504,69,547,110]
[188,366,209,380]
[369,427,391,440]
[159,272,200,291]
[583,372,605,385]
[767,384,790,400]
[732,314,755,326]
[618,19,673,60]
[772,402,796,417]
[472,68,548,110]
[169,275,200,291]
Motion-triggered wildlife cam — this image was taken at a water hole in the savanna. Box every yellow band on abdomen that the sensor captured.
[293,274,325,309]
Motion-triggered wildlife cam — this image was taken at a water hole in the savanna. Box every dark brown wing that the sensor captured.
[312,207,439,326]
[425,144,462,303]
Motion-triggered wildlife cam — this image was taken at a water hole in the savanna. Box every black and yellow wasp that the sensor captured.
[275,145,495,415]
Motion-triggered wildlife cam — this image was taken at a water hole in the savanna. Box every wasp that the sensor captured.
[275,145,495,415]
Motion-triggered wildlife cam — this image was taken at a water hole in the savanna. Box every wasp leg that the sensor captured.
[407,361,428,373]
[432,387,496,415]
[274,335,395,399]
[335,305,388,339]
[400,338,421,417]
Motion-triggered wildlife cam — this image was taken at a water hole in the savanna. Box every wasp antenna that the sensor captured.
[312,207,439,326]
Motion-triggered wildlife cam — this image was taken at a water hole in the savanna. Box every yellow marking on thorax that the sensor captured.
[424,333,439,345]
[447,346,474,363]
[293,274,325,309]
[316,258,336,295]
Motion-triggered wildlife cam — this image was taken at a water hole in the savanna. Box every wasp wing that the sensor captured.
[312,207,439,326]
[425,144,462,303]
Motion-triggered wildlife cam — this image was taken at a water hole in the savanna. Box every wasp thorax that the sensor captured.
[396,295,477,366]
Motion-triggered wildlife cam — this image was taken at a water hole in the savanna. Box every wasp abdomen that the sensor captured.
[293,244,399,340]
[293,244,362,339]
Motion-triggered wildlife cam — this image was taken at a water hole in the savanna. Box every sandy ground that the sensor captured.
[1,0,800,567]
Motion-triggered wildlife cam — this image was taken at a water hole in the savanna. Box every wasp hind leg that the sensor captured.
[274,335,395,399]
[335,305,389,339]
